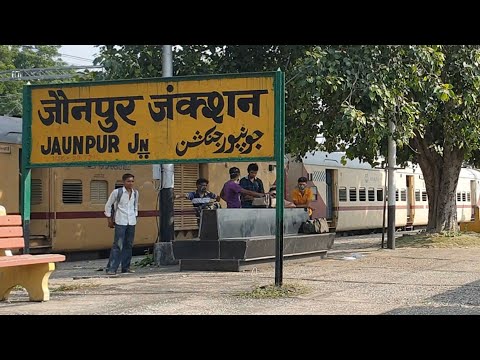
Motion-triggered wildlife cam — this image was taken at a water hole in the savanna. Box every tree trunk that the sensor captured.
[413,136,464,233]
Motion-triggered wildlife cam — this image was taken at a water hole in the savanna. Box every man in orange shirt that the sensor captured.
[292,177,314,218]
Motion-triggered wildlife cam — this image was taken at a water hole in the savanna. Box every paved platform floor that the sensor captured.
[1,233,479,315]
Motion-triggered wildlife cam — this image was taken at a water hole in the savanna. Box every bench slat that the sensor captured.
[0,215,22,227]
[0,254,65,268]
[0,237,24,250]
[0,226,23,238]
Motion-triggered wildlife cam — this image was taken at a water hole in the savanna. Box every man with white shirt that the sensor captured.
[104,173,139,275]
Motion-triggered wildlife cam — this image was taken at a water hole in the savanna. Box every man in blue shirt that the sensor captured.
[239,163,265,208]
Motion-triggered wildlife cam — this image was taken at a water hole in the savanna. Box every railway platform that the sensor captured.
[1,232,479,315]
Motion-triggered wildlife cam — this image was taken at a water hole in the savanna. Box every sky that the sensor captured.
[59,45,99,66]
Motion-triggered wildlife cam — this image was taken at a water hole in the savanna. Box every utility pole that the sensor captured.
[154,45,177,265]
[387,111,396,249]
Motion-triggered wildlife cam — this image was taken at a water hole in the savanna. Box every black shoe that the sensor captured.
[121,269,135,273]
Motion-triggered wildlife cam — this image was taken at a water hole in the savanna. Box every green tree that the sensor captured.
[95,45,310,77]
[0,45,64,116]
[293,45,480,233]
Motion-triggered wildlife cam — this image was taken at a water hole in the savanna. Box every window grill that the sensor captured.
[91,180,108,204]
[31,179,42,205]
[63,180,82,204]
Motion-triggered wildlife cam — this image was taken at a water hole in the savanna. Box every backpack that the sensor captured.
[301,217,329,234]
[111,188,138,224]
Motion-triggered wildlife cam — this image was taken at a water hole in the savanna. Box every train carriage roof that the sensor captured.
[0,116,22,144]
[299,150,480,180]
[459,167,480,180]
[300,151,380,170]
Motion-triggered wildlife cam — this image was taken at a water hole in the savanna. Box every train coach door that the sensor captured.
[325,169,335,221]
[471,180,477,220]
[406,175,415,225]
[29,168,53,250]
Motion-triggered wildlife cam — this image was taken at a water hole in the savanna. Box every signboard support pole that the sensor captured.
[22,85,32,253]
[274,70,285,287]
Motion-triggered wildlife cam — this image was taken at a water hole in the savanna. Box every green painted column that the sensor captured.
[274,70,285,287]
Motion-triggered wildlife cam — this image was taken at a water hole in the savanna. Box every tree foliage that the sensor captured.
[293,46,480,163]
[294,46,480,232]
[0,45,64,116]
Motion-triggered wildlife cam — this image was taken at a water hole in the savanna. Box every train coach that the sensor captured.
[286,151,480,232]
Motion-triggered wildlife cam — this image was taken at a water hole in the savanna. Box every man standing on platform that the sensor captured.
[239,163,265,208]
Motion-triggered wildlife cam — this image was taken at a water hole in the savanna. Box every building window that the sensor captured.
[90,180,108,204]
[63,180,82,204]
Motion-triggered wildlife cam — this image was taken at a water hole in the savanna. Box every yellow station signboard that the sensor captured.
[28,74,277,165]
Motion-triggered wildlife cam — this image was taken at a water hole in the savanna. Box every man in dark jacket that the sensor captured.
[239,163,265,208]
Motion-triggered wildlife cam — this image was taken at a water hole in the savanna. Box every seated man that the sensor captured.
[291,177,314,217]
[177,178,220,225]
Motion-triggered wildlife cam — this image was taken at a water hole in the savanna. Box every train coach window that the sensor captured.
[457,192,462,202]
[377,188,383,202]
[395,190,399,202]
[349,187,357,202]
[359,188,366,201]
[462,192,467,202]
[91,180,108,204]
[31,179,42,205]
[415,190,421,202]
[368,188,375,201]
[422,191,427,202]
[467,192,471,202]
[400,189,407,202]
[339,187,347,202]
[63,180,82,204]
